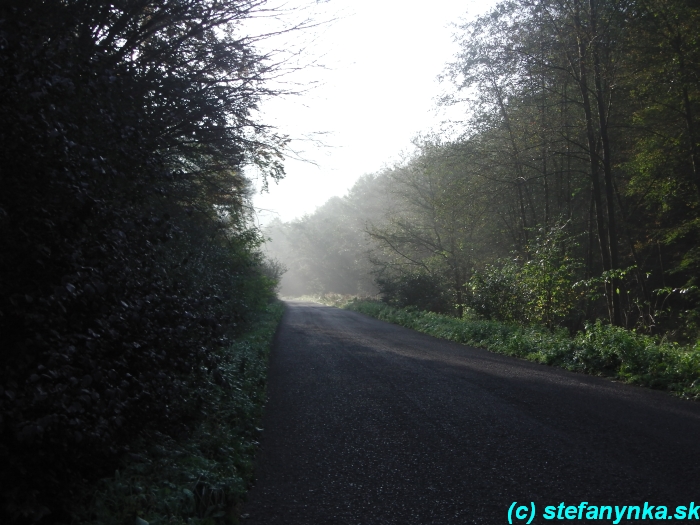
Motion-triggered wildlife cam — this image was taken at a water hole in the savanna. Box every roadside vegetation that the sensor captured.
[73,302,284,525]
[345,300,700,399]
[0,1,293,523]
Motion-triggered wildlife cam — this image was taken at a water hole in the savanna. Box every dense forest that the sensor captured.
[0,1,289,523]
[265,0,700,341]
[2,0,699,521]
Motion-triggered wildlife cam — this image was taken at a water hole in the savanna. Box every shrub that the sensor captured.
[466,225,584,328]
[376,272,453,314]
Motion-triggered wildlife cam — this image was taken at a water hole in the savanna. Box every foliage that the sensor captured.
[466,259,526,323]
[72,302,283,525]
[367,139,496,317]
[345,301,700,399]
[624,0,700,259]
[519,227,584,327]
[0,1,289,522]
[376,271,454,314]
[467,225,584,328]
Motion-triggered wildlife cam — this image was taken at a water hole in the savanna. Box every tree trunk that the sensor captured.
[574,0,615,324]
[589,0,622,325]
[491,77,531,249]
[677,50,700,199]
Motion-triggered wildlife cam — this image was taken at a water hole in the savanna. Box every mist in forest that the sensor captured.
[265,0,700,340]
[263,174,389,297]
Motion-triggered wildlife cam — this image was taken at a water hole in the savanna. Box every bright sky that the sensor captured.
[249,0,498,225]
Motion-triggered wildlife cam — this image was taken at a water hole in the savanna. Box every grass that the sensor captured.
[72,300,285,525]
[344,300,700,400]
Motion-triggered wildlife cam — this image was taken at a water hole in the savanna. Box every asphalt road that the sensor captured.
[240,301,700,524]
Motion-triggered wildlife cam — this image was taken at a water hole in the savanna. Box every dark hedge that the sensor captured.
[0,1,284,522]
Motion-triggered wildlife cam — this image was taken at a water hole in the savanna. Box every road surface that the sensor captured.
[241,301,700,524]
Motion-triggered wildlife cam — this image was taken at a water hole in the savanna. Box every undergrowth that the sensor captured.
[72,301,284,525]
[344,300,700,400]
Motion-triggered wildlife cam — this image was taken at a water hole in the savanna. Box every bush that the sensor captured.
[466,225,584,328]
[376,272,453,314]
[72,302,284,525]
